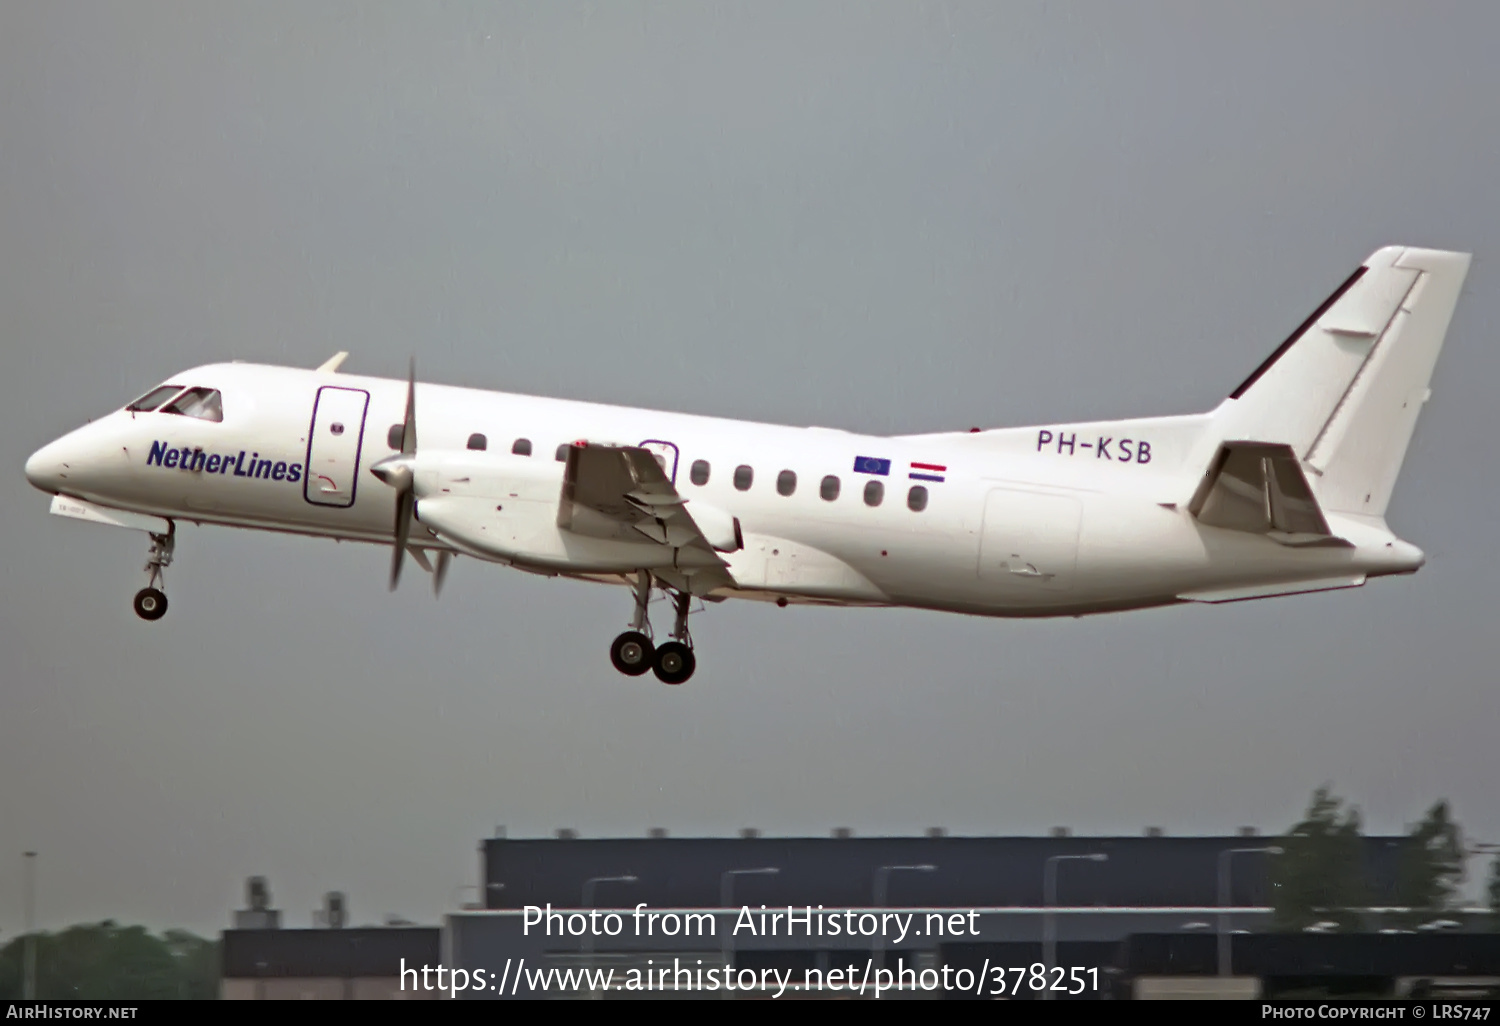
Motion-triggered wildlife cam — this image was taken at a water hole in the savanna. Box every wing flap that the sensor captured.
[557,442,742,590]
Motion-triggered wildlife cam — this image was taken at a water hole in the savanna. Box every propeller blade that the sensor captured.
[390,489,415,591]
[433,550,452,596]
[384,357,419,592]
[401,357,417,454]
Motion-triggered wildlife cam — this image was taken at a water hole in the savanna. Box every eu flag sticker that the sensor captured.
[853,456,891,476]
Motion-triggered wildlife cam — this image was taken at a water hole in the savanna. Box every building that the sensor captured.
[221,927,442,1000]
[220,882,440,1000]
[479,829,1407,910]
[435,828,1445,999]
[220,830,1493,999]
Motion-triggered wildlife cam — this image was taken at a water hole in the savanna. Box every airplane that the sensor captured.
[23,245,1469,686]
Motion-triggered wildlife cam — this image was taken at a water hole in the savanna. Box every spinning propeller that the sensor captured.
[369,359,451,595]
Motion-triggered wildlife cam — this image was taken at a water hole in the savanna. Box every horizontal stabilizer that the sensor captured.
[1188,442,1351,547]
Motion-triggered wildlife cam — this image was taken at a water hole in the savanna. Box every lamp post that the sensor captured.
[1218,846,1282,977]
[1042,853,1107,1000]
[22,852,37,1000]
[873,864,935,975]
[581,875,637,1000]
[720,867,778,998]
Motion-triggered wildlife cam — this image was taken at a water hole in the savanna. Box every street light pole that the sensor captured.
[580,875,637,1000]
[1042,853,1107,1000]
[1217,846,1283,977]
[873,864,935,975]
[22,852,37,1001]
[720,867,778,999]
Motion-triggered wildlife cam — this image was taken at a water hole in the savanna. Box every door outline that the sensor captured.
[638,439,680,483]
[977,486,1082,589]
[304,386,371,508]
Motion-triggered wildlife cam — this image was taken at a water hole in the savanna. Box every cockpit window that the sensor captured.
[160,387,224,422]
[125,385,186,412]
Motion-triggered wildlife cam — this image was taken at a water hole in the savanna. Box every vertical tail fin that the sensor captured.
[1213,246,1470,517]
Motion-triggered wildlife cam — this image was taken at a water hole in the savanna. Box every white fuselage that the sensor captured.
[24,360,1424,619]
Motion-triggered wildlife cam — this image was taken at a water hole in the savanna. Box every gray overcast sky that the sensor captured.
[2,2,1498,936]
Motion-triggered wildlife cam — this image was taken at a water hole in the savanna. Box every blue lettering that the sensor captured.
[1136,440,1152,464]
[1057,433,1076,455]
[1096,437,1112,460]
[1118,439,1133,462]
[1036,430,1052,452]
[145,442,311,483]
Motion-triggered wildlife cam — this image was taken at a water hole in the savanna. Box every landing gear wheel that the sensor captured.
[610,631,655,676]
[652,641,695,685]
[133,588,168,621]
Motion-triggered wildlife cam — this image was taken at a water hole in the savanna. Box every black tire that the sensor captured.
[609,631,655,676]
[652,641,696,685]
[133,588,168,621]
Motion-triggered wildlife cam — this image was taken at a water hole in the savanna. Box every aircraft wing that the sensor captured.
[1187,441,1353,547]
[557,443,740,591]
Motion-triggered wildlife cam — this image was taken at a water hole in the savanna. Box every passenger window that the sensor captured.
[820,475,840,501]
[777,470,797,496]
[555,443,570,462]
[512,438,532,456]
[907,485,929,512]
[733,465,754,491]
[160,387,223,422]
[387,424,404,449]
[126,385,185,412]
[467,433,487,451]
[864,480,884,507]
[690,459,710,486]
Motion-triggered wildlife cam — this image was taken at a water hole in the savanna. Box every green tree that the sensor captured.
[162,929,220,1000]
[1270,785,1369,932]
[0,922,218,1000]
[1393,800,1466,928]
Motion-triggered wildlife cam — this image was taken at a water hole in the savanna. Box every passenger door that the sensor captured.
[304,387,371,508]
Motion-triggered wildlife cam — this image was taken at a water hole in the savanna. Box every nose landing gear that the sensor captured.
[133,528,174,622]
[608,572,698,685]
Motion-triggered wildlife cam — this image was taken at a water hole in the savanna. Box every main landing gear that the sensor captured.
[609,571,697,685]
[133,527,175,622]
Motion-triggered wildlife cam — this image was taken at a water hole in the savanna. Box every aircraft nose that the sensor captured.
[24,439,68,494]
